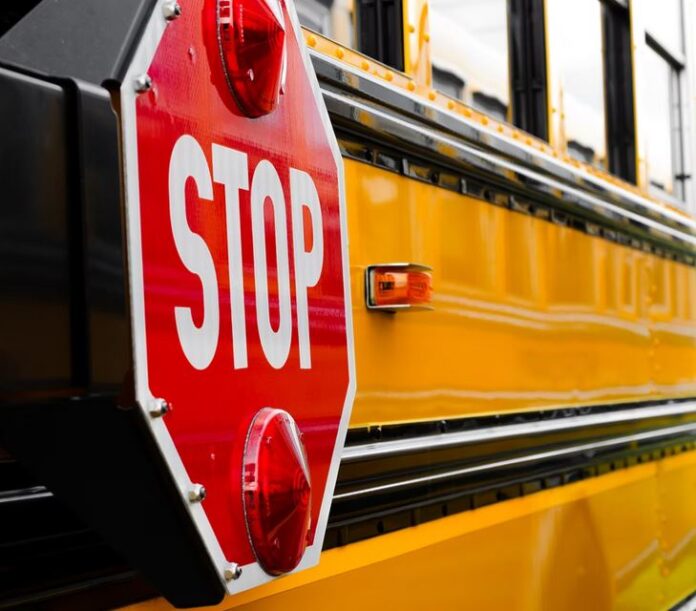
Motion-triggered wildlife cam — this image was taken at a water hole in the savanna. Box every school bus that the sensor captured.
[2,0,696,609]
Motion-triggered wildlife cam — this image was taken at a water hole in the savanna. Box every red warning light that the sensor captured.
[217,0,287,117]
[242,408,312,575]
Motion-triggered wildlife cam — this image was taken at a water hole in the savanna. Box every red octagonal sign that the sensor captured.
[120,0,355,593]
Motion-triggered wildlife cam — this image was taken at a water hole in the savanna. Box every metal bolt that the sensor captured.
[224,564,242,581]
[188,484,206,503]
[162,1,182,21]
[134,73,152,93]
[149,399,170,418]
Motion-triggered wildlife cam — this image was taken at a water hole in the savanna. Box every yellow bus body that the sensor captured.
[127,452,696,610]
[125,86,696,611]
[123,6,696,609]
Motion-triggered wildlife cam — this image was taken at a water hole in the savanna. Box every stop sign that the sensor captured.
[119,0,354,593]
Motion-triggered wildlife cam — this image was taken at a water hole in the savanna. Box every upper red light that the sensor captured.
[242,408,312,575]
[217,0,287,117]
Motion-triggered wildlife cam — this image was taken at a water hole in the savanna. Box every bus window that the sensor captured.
[295,0,405,72]
[643,47,683,198]
[642,0,686,201]
[429,0,510,122]
[295,0,354,50]
[547,0,607,169]
[645,0,683,59]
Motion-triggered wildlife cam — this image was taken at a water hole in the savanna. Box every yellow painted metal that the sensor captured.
[124,16,696,608]
[123,452,696,611]
[402,0,431,86]
[116,157,696,610]
[343,159,696,426]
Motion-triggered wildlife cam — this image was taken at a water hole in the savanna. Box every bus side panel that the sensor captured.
[124,452,696,611]
[343,159,696,425]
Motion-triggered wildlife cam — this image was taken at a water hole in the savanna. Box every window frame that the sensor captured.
[603,0,637,183]
[509,0,549,140]
[356,0,405,72]
[644,35,687,202]
[631,0,696,212]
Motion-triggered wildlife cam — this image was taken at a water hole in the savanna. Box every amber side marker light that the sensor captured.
[365,263,433,312]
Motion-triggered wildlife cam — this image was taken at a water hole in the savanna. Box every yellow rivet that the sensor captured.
[424,33,431,42]
[336,47,345,59]
[525,137,532,145]
[307,34,317,47]
[361,60,370,70]
[481,116,489,125]
[447,100,455,110]
[428,91,436,100]
[407,80,415,91]
[497,125,504,133]
[463,108,472,117]
[409,23,415,33]
[385,70,394,81]
[512,131,520,139]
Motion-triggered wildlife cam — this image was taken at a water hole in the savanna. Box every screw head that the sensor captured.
[134,73,152,93]
[188,483,206,503]
[149,398,170,418]
[162,1,182,20]
[224,564,242,581]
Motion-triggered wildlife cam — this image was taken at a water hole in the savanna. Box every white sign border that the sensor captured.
[119,0,356,594]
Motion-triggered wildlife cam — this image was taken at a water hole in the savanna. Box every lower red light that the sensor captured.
[216,0,287,117]
[242,408,312,575]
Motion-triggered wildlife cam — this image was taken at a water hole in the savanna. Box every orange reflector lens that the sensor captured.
[366,264,433,311]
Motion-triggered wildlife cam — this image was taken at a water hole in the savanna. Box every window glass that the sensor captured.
[430,0,510,122]
[644,46,682,197]
[295,0,354,49]
[547,0,607,168]
[644,0,683,53]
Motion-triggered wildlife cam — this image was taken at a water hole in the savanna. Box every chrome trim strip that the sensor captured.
[335,421,696,501]
[0,487,51,504]
[342,401,696,463]
[310,51,696,249]
[322,87,696,252]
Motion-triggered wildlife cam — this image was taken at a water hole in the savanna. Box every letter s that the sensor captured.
[169,135,219,369]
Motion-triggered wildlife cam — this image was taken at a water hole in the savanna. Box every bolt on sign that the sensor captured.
[120,0,355,593]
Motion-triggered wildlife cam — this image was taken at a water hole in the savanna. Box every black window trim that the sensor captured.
[356,0,405,73]
[646,32,686,70]
[509,0,549,140]
[602,0,637,183]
